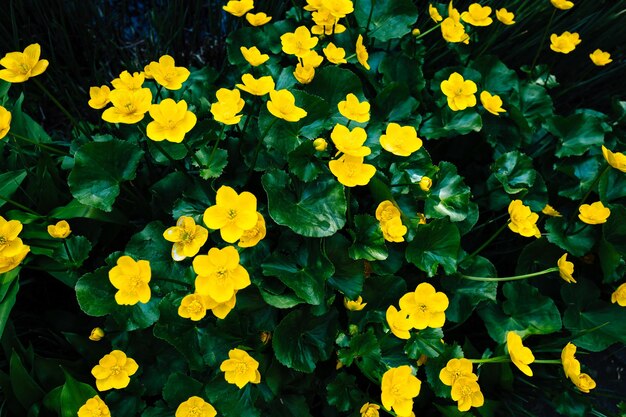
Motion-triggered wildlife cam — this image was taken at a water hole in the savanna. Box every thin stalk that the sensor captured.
[365,0,376,35]
[0,194,41,216]
[457,267,559,282]
[249,118,277,171]
[9,132,67,155]
[468,221,509,259]
[530,9,556,73]
[413,22,443,41]
[62,239,75,265]
[207,124,226,167]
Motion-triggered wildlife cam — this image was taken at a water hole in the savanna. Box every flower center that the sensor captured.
[460,385,472,398]
[0,236,6,245]
[124,102,137,114]
[419,303,428,312]
[227,209,237,220]
[235,361,248,375]
[111,365,121,375]
[19,63,31,74]
[188,300,203,314]
[187,406,202,417]
[180,230,193,244]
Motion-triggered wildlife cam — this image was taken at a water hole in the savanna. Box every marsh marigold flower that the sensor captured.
[451,377,484,412]
[461,4,492,26]
[193,246,251,302]
[108,256,151,305]
[558,253,576,283]
[611,283,626,307]
[203,186,258,243]
[88,86,111,110]
[561,342,581,380]
[386,306,412,339]
[0,43,48,83]
[441,16,469,44]
[236,73,275,96]
[496,8,515,25]
[329,154,376,187]
[508,200,541,238]
[331,124,370,156]
[267,89,307,122]
[313,138,327,151]
[47,220,71,239]
[542,204,561,217]
[441,72,477,111]
[323,43,347,64]
[356,34,370,70]
[223,0,254,17]
[419,176,432,192]
[89,327,105,341]
[578,201,610,224]
[322,0,354,18]
[429,4,443,22]
[344,296,366,311]
[220,348,261,388]
[78,396,110,417]
[175,396,217,417]
[91,350,138,391]
[204,292,238,319]
[281,26,318,58]
[294,63,315,84]
[589,49,612,66]
[360,403,380,417]
[376,201,401,222]
[551,0,574,10]
[0,245,29,274]
[245,12,272,26]
[163,216,208,261]
[0,216,25,258]
[480,91,506,115]
[238,212,266,248]
[572,373,596,393]
[379,123,423,156]
[240,46,269,66]
[147,99,197,143]
[178,293,208,321]
[439,358,477,387]
[102,88,152,124]
[145,55,190,90]
[381,365,421,415]
[602,145,626,172]
[550,32,581,54]
[381,217,408,242]
[211,88,245,125]
[506,331,535,376]
[338,93,370,123]
[399,283,449,330]
[111,71,144,91]
[0,106,10,140]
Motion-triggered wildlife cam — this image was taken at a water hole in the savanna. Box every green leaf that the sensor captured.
[59,370,97,417]
[272,309,338,373]
[49,199,128,224]
[406,219,460,277]
[491,151,536,194]
[348,215,388,261]
[405,328,445,359]
[68,139,144,211]
[548,110,609,158]
[512,83,553,124]
[354,0,418,41]
[338,329,381,368]
[603,204,626,255]
[469,56,518,95]
[425,162,478,224]
[52,236,92,268]
[0,277,19,340]
[10,350,45,410]
[199,148,228,179]
[325,234,365,299]
[262,170,346,238]
[288,140,324,183]
[375,82,419,122]
[204,377,260,417]
[326,373,362,412]
[0,170,27,209]
[545,217,596,257]
[304,66,363,112]
[444,256,497,323]
[162,373,203,408]
[599,167,626,202]
[421,109,483,139]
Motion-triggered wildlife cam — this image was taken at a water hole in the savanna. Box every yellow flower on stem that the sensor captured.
[561,342,581,380]
[399,283,449,330]
[506,331,535,376]
[145,55,190,90]
[175,396,217,417]
[108,256,151,305]
[542,204,561,217]
[461,4,492,26]
[178,293,208,321]
[355,34,370,70]
[419,176,432,191]
[0,106,10,140]
[551,0,574,10]
[323,43,347,64]
[429,4,443,22]
[238,212,266,248]
[193,246,251,302]
[223,0,254,17]
[441,16,469,44]
[236,73,275,96]
[203,186,258,243]
[245,12,272,26]
[344,296,366,311]
[611,282,626,307]
[376,201,401,222]
[451,377,484,412]
[313,138,328,151]
[220,348,261,388]
[111,70,145,91]
[381,365,421,416]
[572,373,596,393]
[293,63,315,84]
[329,154,376,187]
[330,124,370,157]
[480,91,506,115]
[380,217,408,242]
[439,358,477,386]
[89,327,105,341]
[379,123,423,156]
[47,220,71,239]
[0,244,29,274]
[88,86,111,109]
[550,32,581,54]
[496,8,515,25]
[360,402,380,417]
[281,26,318,58]
[0,43,48,83]
[578,201,610,224]
[0,216,25,257]
[508,200,541,238]
[102,88,152,124]
[210,88,245,125]
[267,89,307,122]
[557,253,576,283]
[385,306,412,339]
[147,99,197,143]
[441,72,477,111]
[322,0,354,18]
[589,49,612,66]
[338,93,370,123]
[602,145,626,172]
[163,216,208,261]
[78,396,110,417]
[311,9,346,35]
[203,292,238,319]
[91,350,138,391]
[240,46,269,66]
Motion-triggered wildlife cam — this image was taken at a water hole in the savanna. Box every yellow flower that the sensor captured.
[323,43,347,64]
[220,348,261,388]
[305,0,324,12]
[379,123,423,156]
[385,306,411,339]
[294,64,316,84]
[0,216,25,257]
[281,26,318,58]
[417,213,427,224]
[611,282,626,307]
[441,73,477,111]
[210,88,245,125]
[429,4,443,22]
[203,292,238,319]
[108,256,151,305]
[236,73,275,96]
[419,176,432,191]
[412,29,421,36]
[360,402,380,417]
[163,216,208,261]
[329,154,376,187]
[0,244,29,274]
[495,8,515,25]
[238,212,266,248]
[102,88,152,124]
[551,0,574,10]
[344,296,367,311]
[439,358,477,386]
[89,327,105,341]
[47,220,71,239]
[542,204,561,217]
[91,350,138,391]
[572,373,596,393]
[245,12,272,26]
[506,331,535,376]
[508,200,541,238]
[311,9,346,35]
[399,283,449,330]
[380,217,407,243]
[480,91,506,115]
[240,46,269,66]
[381,365,421,416]
[461,4,492,26]
[441,17,470,44]
[223,0,254,17]
[178,293,208,321]
[451,377,484,412]
[331,124,370,157]
[355,35,370,70]
[376,201,401,222]
[0,43,48,83]
[589,49,612,66]
[578,201,610,224]
[111,71,145,91]
[203,186,258,243]
[147,99,197,143]
[267,89,307,122]
[78,396,110,417]
[550,32,581,54]
[88,86,111,110]
[313,138,328,151]
[175,396,217,417]
[145,55,190,90]
[322,0,354,18]
[193,246,251,302]
[602,145,626,172]
[338,93,370,123]
[561,342,581,380]
[0,106,10,140]
[557,253,576,283]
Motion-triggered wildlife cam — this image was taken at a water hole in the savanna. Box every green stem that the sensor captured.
[9,132,67,155]
[182,141,204,168]
[249,118,277,171]
[468,221,509,258]
[365,0,376,35]
[0,194,41,216]
[63,239,75,266]
[413,22,443,41]
[33,79,90,138]
[469,356,509,364]
[457,267,559,282]
[530,9,556,74]
[207,124,227,167]
[533,359,562,364]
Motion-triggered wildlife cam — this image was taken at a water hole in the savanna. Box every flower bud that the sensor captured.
[89,327,105,341]
[419,176,432,191]
[313,138,327,151]
[412,28,421,36]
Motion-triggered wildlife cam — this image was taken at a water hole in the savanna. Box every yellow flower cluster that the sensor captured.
[305,0,353,35]
[0,217,30,274]
[508,200,541,238]
[380,365,421,416]
[439,358,484,411]
[561,342,596,393]
[386,283,449,339]
[375,201,407,242]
